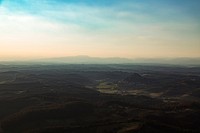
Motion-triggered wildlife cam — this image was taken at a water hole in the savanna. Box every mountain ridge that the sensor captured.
[38,56,200,65]
[0,56,200,65]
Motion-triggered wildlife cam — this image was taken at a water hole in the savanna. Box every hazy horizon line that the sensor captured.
[0,55,200,66]
[0,55,200,61]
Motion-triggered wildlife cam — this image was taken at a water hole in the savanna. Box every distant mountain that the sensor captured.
[38,55,134,64]
[1,56,200,65]
[38,56,200,65]
[133,57,200,65]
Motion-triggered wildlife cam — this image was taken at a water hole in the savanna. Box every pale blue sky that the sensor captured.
[0,0,200,60]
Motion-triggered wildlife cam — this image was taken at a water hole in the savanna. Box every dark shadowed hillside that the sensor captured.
[0,64,199,133]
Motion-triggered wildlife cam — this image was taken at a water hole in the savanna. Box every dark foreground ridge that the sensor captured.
[0,64,199,133]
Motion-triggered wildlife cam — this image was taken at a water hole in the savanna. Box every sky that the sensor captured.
[0,0,200,60]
